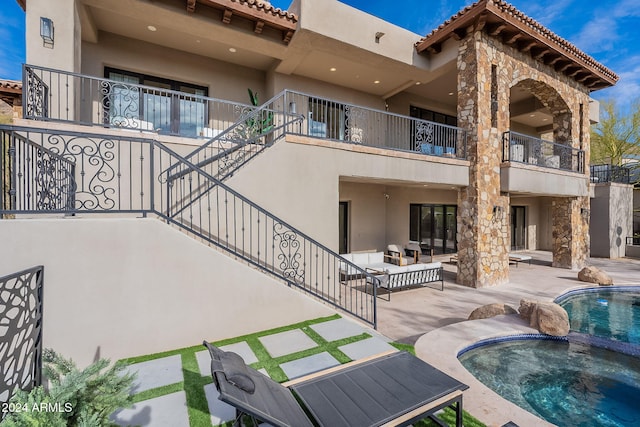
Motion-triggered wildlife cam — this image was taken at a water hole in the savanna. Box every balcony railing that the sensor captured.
[590,164,631,184]
[502,131,584,173]
[22,66,468,160]
[23,64,255,139]
[283,91,468,159]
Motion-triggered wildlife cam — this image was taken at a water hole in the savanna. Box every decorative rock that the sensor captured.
[578,266,613,286]
[468,303,517,320]
[519,299,569,336]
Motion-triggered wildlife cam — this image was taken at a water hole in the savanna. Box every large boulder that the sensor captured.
[468,303,517,320]
[519,299,570,336]
[578,266,613,286]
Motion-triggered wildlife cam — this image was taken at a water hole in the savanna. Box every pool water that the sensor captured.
[459,338,640,426]
[558,289,640,344]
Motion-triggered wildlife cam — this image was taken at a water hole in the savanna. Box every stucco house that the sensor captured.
[0,0,618,364]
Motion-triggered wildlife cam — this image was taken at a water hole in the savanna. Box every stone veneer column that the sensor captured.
[552,196,589,269]
[456,31,510,288]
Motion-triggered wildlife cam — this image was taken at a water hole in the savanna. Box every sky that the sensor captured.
[1,0,639,110]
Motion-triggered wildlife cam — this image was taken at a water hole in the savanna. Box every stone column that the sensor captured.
[552,196,589,269]
[456,32,510,288]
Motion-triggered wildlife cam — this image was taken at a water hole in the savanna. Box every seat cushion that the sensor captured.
[368,252,385,264]
[352,252,370,266]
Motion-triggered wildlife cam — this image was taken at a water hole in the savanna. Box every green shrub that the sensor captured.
[1,349,136,427]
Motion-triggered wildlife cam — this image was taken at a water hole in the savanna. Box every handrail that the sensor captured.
[590,164,631,184]
[0,125,378,328]
[502,130,584,173]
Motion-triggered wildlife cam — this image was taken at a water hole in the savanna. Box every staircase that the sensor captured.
[0,103,380,327]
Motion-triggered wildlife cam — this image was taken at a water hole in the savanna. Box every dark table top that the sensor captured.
[290,351,468,427]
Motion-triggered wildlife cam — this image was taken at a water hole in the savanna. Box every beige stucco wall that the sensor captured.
[26,0,81,72]
[0,218,334,367]
[226,136,469,251]
[590,183,634,258]
[500,163,589,197]
[82,32,265,105]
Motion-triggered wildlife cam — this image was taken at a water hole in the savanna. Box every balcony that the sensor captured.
[501,131,588,197]
[22,65,468,161]
[590,164,631,184]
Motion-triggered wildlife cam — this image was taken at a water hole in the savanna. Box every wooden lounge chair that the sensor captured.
[203,341,468,427]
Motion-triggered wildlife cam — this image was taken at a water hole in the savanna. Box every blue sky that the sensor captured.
[1,0,638,109]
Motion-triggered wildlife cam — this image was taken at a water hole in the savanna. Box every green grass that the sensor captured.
[118,316,486,427]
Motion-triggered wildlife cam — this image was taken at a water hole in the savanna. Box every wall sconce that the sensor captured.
[288,101,297,114]
[581,208,590,220]
[383,193,390,200]
[375,32,385,43]
[492,205,503,217]
[40,17,54,48]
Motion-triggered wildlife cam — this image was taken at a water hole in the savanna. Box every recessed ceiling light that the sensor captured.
[415,82,421,85]
[147,25,157,32]
[330,67,336,72]
[542,118,549,121]
[374,80,380,84]
[196,39,201,43]
[229,47,237,53]
[529,114,535,117]
[448,92,454,96]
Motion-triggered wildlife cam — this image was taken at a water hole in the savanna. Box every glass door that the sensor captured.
[339,202,349,254]
[445,206,457,253]
[511,206,526,250]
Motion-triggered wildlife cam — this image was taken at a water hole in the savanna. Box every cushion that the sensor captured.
[387,244,402,254]
[218,351,256,394]
[352,252,370,265]
[421,262,442,269]
[368,252,384,264]
[340,253,354,262]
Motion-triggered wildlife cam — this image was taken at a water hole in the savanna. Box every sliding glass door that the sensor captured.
[410,204,457,254]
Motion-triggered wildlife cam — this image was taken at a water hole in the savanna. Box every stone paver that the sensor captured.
[279,352,340,380]
[309,318,369,341]
[258,329,317,358]
[204,383,236,426]
[124,355,183,394]
[196,341,258,376]
[111,391,189,427]
[338,337,396,360]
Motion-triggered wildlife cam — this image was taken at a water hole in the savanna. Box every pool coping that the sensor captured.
[414,284,640,427]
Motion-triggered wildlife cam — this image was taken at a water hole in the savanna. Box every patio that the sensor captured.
[110,251,640,426]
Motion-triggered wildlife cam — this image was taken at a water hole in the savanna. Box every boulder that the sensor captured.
[468,303,518,320]
[578,266,613,286]
[519,299,569,336]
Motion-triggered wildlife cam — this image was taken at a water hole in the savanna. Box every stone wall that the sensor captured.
[456,29,592,286]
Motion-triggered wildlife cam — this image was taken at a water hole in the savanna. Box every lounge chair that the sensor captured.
[387,244,416,266]
[203,341,468,427]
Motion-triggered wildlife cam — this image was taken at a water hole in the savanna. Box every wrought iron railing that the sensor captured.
[627,236,640,246]
[23,64,255,138]
[0,266,44,410]
[1,130,76,212]
[590,164,631,184]
[0,126,379,327]
[502,131,584,173]
[283,90,468,159]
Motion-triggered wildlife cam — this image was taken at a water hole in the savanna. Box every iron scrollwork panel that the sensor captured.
[25,69,49,119]
[0,266,44,408]
[101,81,142,129]
[46,134,118,211]
[34,145,76,211]
[273,223,305,285]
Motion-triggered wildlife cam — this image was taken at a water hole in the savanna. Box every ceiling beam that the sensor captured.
[520,40,537,52]
[504,33,522,46]
[254,20,264,34]
[488,23,507,36]
[222,9,232,24]
[475,13,488,31]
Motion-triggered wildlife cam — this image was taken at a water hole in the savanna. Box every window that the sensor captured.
[410,106,457,127]
[409,106,458,154]
[409,204,457,254]
[104,68,208,137]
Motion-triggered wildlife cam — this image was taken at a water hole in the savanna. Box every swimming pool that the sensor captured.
[459,337,640,426]
[556,287,640,344]
[459,287,640,427]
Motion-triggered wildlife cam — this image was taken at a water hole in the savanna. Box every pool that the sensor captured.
[459,337,640,426]
[556,287,640,344]
[459,287,640,427]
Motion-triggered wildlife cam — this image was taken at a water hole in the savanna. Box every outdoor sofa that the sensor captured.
[202,341,468,427]
[339,251,444,299]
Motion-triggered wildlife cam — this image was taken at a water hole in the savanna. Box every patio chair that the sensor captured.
[387,244,416,266]
[203,341,468,427]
